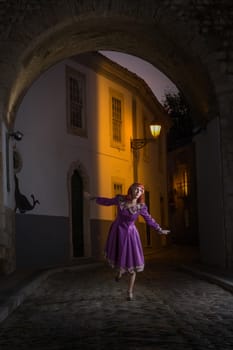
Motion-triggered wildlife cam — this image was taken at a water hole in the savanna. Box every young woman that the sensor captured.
[90,183,169,301]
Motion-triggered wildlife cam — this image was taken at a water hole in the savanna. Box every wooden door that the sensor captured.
[71,170,84,257]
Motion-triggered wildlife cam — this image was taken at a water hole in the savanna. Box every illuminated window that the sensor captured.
[112,180,124,217]
[175,165,190,198]
[66,66,87,137]
[110,90,124,148]
[113,183,123,196]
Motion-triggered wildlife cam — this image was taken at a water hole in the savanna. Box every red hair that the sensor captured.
[126,183,145,203]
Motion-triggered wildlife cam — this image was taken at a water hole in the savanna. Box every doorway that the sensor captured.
[71,170,84,257]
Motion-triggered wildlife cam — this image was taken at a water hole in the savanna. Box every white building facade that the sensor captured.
[8,52,170,269]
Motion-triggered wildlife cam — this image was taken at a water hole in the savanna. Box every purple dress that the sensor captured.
[96,195,161,273]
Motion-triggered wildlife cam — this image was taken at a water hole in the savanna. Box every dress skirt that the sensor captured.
[96,196,161,274]
[104,220,145,273]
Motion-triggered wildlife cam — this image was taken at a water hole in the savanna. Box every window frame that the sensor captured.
[109,89,125,149]
[66,66,87,137]
[112,178,125,218]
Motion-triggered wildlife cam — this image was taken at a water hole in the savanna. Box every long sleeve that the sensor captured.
[96,196,119,206]
[140,205,162,231]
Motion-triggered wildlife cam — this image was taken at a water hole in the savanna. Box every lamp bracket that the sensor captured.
[130,138,157,150]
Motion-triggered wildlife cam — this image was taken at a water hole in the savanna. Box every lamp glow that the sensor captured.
[150,124,161,138]
[131,121,162,150]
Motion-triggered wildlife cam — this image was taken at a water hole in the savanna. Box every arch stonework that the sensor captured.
[0,0,233,272]
[2,6,220,126]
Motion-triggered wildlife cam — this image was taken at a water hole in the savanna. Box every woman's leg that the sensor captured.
[115,269,122,282]
[127,272,136,300]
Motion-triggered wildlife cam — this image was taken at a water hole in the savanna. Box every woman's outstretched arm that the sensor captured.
[84,192,119,206]
[140,205,170,234]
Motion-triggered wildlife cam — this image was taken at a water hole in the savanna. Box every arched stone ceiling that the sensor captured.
[0,1,230,128]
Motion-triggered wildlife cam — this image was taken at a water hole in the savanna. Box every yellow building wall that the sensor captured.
[89,74,135,220]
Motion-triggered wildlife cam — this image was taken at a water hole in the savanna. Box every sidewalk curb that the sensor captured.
[0,262,103,323]
[179,264,233,294]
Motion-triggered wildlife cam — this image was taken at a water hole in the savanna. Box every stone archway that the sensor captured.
[1,1,233,272]
[4,16,217,128]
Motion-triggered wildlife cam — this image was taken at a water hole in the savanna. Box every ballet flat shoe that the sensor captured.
[127,291,133,301]
[115,273,122,282]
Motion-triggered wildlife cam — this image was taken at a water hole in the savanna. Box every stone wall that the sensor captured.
[0,207,15,274]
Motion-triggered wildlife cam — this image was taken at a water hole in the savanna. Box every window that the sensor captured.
[110,90,124,148]
[66,66,87,137]
[113,183,123,196]
[112,180,124,217]
[112,97,122,143]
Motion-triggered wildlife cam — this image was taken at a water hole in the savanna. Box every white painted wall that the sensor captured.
[15,60,92,217]
[14,56,167,227]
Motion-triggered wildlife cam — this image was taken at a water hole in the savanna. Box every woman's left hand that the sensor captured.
[159,229,170,235]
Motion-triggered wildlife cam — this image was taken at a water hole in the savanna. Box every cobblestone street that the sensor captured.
[0,257,233,350]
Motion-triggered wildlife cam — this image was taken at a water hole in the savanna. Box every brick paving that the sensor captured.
[0,253,233,350]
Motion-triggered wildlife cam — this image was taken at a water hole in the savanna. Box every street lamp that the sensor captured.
[130,121,161,150]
